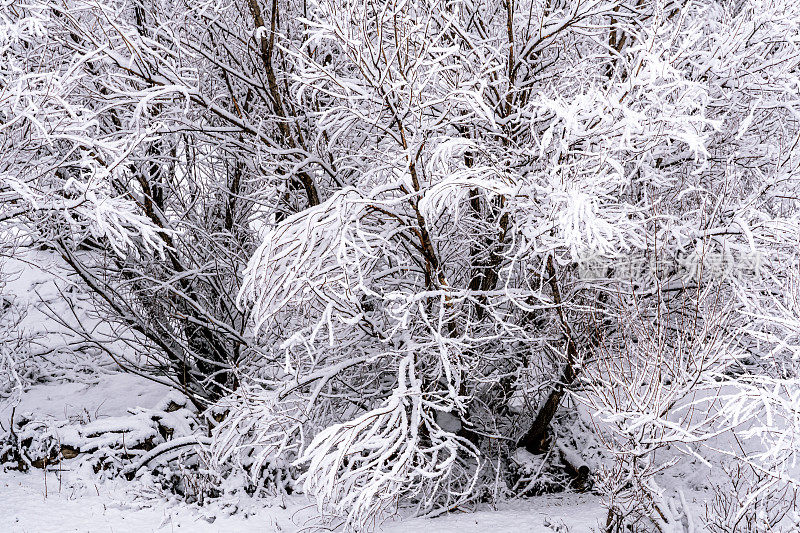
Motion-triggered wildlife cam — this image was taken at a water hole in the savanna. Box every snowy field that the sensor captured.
[0,467,604,532]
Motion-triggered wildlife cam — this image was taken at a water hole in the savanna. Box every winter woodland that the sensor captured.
[1,0,800,530]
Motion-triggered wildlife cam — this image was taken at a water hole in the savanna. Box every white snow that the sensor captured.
[0,468,605,532]
[1,373,168,422]
[0,470,314,533]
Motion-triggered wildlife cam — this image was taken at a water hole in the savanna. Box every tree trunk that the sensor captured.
[517,255,579,453]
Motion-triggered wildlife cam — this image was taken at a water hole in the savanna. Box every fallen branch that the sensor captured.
[123,435,211,480]
[555,441,590,480]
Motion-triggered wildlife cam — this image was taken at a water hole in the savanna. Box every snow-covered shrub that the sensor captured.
[0,303,28,404]
[0,0,221,406]
[207,383,305,496]
[2,0,800,530]
[298,353,481,526]
[231,0,800,528]
[705,464,800,533]
[232,0,800,528]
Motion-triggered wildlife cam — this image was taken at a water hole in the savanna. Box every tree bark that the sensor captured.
[517,255,579,454]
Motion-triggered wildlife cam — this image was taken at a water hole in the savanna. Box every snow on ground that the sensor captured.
[0,372,169,422]
[0,466,605,533]
[379,495,605,533]
[0,469,315,533]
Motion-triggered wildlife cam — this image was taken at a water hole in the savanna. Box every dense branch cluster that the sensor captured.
[2,0,800,530]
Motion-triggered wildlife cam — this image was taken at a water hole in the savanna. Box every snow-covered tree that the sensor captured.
[233,0,800,529]
[2,0,800,530]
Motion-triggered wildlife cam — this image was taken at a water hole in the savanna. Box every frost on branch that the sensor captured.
[209,383,306,494]
[298,354,479,530]
[3,0,800,530]
[239,188,381,342]
[0,4,169,256]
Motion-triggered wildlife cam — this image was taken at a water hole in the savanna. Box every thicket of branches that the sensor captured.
[2,0,800,530]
